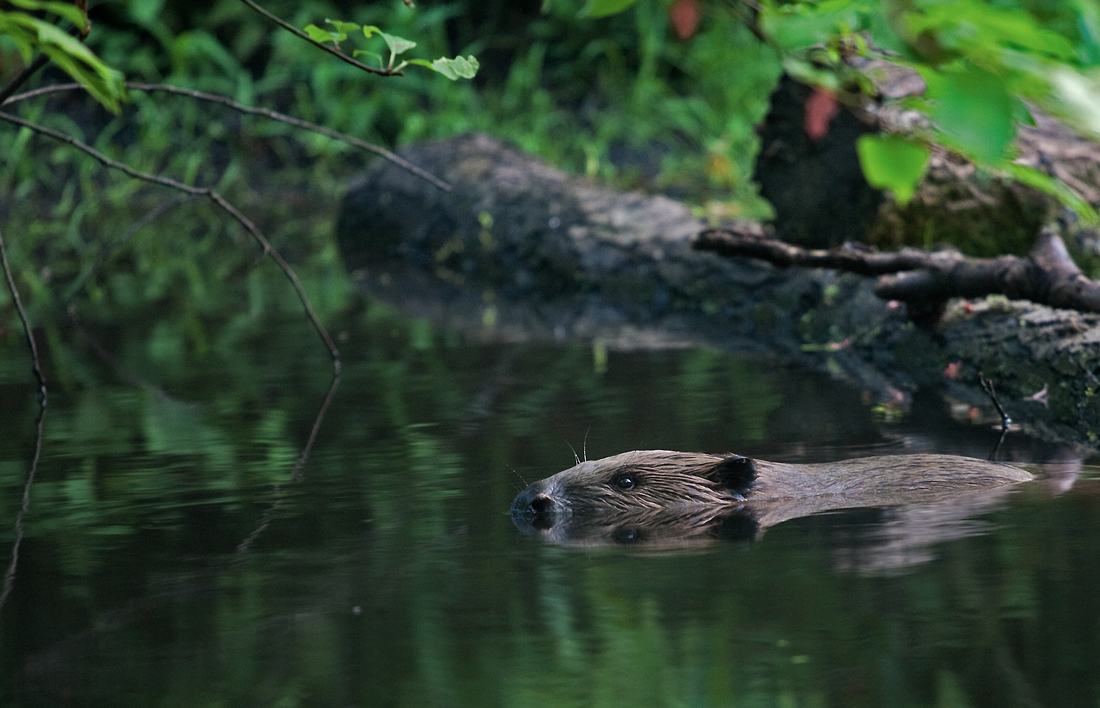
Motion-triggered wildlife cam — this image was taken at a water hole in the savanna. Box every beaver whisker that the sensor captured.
[565,440,581,467]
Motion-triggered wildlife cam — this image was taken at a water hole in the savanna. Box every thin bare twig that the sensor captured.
[0,109,341,374]
[0,226,47,403]
[979,373,1011,460]
[3,82,452,192]
[239,0,402,77]
[979,373,1012,428]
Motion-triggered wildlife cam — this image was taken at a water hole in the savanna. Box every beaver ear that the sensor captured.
[711,455,756,497]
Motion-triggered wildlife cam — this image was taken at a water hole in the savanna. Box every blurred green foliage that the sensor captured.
[596,0,1100,219]
[0,0,781,363]
[2,0,1098,355]
[765,0,1100,218]
[0,0,126,110]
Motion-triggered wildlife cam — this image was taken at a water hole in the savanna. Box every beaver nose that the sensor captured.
[510,486,559,529]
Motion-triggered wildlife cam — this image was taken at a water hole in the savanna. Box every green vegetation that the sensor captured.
[1,0,1097,401]
[3,0,1099,361]
[5,6,1100,708]
[0,0,784,375]
[593,0,1100,218]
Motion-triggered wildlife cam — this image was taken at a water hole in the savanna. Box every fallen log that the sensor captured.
[336,134,1100,447]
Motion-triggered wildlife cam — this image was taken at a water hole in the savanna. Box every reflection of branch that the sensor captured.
[4,82,452,192]
[695,226,1100,313]
[0,407,44,613]
[235,371,341,555]
[0,109,342,372]
[0,225,47,613]
[239,0,402,77]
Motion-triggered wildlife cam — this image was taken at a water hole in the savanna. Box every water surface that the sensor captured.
[1,304,1097,707]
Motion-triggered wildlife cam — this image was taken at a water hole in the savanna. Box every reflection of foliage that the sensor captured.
[5,304,1098,706]
[0,296,790,574]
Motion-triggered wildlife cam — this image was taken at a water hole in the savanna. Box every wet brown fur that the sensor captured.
[512,450,1033,520]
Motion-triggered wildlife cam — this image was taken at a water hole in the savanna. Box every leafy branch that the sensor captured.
[240,0,477,80]
[0,0,125,110]
[303,19,479,80]
[238,0,400,76]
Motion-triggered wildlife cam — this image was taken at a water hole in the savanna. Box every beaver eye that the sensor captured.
[610,473,637,491]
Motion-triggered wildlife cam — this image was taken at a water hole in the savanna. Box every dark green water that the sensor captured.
[1,302,1098,708]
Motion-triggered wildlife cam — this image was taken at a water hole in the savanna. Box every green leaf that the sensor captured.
[361,25,382,39]
[7,0,87,28]
[380,32,416,56]
[34,20,101,65]
[0,15,36,61]
[921,65,1017,164]
[352,49,383,63]
[760,0,872,53]
[1047,67,1100,142]
[856,135,930,204]
[0,11,126,112]
[581,0,639,18]
[127,0,164,26]
[326,19,360,36]
[410,55,480,80]
[906,0,1076,61]
[41,44,127,113]
[1076,0,1100,64]
[303,23,339,44]
[782,57,843,92]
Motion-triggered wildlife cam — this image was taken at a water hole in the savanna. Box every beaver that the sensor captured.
[510,451,1033,543]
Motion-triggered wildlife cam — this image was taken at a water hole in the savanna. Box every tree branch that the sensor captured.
[0,226,47,403]
[239,0,402,77]
[0,224,47,613]
[695,225,1100,313]
[0,109,341,373]
[3,82,452,192]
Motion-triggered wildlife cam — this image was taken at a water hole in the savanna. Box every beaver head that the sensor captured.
[510,450,757,528]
